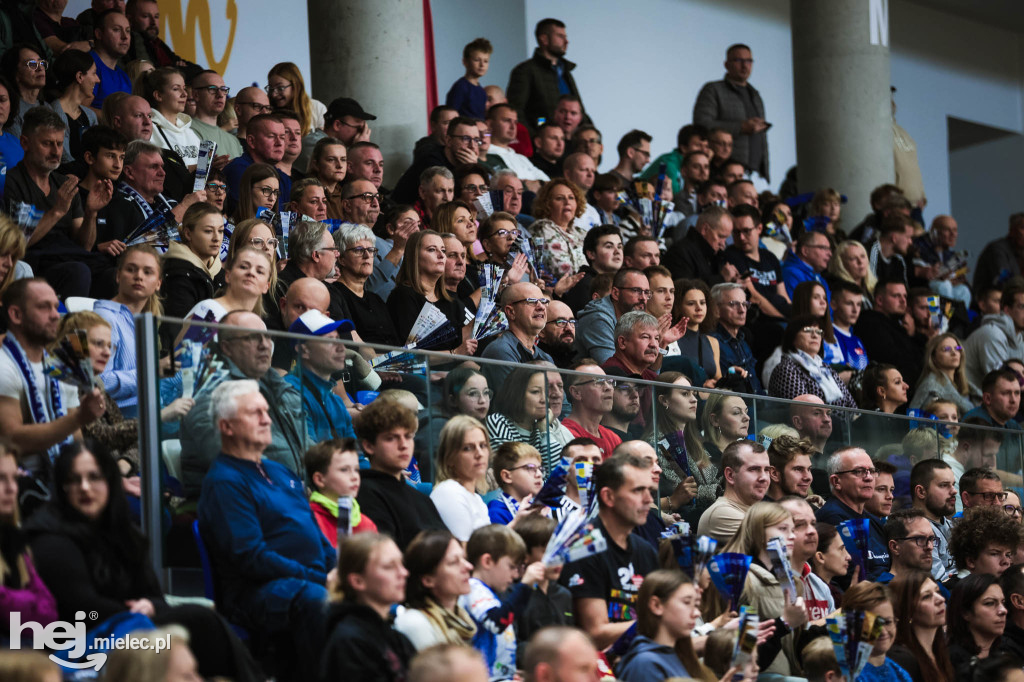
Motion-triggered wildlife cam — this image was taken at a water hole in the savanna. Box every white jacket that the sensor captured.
[150,110,202,166]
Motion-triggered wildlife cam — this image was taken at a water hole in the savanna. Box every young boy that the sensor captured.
[445,38,493,119]
[461,524,545,681]
[77,125,127,255]
[353,400,446,550]
[305,437,377,547]
[488,442,544,524]
[509,515,573,661]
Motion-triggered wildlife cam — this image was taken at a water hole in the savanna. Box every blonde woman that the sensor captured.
[430,416,492,542]
[184,246,272,321]
[828,240,877,310]
[103,626,202,682]
[911,333,972,413]
[528,178,589,279]
[266,62,325,136]
[0,215,30,302]
[226,218,282,321]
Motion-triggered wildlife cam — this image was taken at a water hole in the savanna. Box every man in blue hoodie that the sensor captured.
[198,379,334,680]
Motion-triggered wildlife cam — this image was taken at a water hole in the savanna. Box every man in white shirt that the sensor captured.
[485,104,549,191]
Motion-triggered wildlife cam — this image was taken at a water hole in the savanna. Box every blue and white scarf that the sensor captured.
[2,334,70,461]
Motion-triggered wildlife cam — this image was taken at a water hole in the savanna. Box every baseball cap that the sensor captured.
[325,97,376,123]
[289,309,355,337]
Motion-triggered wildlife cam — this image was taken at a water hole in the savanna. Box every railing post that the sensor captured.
[136,312,164,588]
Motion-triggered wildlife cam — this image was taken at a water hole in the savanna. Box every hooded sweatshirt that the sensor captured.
[964,312,1024,400]
[319,600,417,682]
[150,109,202,166]
[160,240,225,350]
[615,635,690,682]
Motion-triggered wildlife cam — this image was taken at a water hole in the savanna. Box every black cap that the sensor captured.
[325,97,376,123]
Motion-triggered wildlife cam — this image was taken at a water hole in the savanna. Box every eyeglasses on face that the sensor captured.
[510,463,543,474]
[834,467,878,479]
[895,535,937,548]
[509,297,550,307]
[349,192,381,203]
[23,59,47,71]
[618,287,652,298]
[575,377,614,388]
[198,85,230,95]
[254,186,280,199]
[250,237,279,249]
[345,246,379,258]
[724,300,751,310]
[801,327,823,336]
[548,318,576,327]
[967,490,1008,502]
[206,182,227,193]
[238,101,272,113]
[486,228,519,240]
[940,344,963,353]
[462,184,489,194]
[265,83,292,95]
[451,134,483,146]
[1004,504,1024,517]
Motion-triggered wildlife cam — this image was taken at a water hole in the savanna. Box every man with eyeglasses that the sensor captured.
[181,310,309,498]
[964,282,1024,401]
[960,467,1007,511]
[910,459,958,582]
[89,9,132,108]
[124,0,202,80]
[393,117,482,204]
[481,282,554,390]
[608,129,651,190]
[816,446,890,580]
[697,440,771,544]
[663,205,733,286]
[782,230,833,300]
[277,221,351,326]
[563,362,622,460]
[710,282,765,394]
[188,70,242,162]
[575,268,650,365]
[694,43,769,184]
[231,86,271,141]
[485,105,549,193]
[223,113,290,210]
[296,97,375,174]
[338,178,381,229]
[879,509,937,585]
[538,300,576,368]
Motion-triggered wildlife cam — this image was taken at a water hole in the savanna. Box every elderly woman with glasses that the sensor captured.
[333,223,400,348]
[768,314,857,409]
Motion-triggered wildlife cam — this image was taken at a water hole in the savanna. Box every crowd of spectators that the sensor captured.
[2,5,1024,682]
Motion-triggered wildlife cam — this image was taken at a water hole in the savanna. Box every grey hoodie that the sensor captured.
[574,295,617,364]
[615,635,690,682]
[964,312,1024,400]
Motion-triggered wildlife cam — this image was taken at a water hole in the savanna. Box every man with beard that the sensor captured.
[880,509,936,586]
[601,379,640,442]
[89,9,132,107]
[480,282,553,390]
[575,268,650,364]
[766,435,816,503]
[911,459,958,582]
[0,279,106,470]
[538,300,576,368]
[697,440,770,544]
[124,0,202,80]
[508,18,589,135]
[816,447,891,580]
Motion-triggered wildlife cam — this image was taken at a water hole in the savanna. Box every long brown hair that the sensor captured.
[636,569,716,682]
[395,229,450,301]
[267,61,315,136]
[643,372,707,470]
[793,281,836,344]
[890,571,954,682]
[918,333,969,397]
[233,163,279,224]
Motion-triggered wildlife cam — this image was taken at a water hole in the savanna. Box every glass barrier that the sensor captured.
[136,314,1024,584]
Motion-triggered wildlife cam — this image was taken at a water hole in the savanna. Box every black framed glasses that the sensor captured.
[206,182,227,193]
[1004,504,1024,517]
[547,318,576,327]
[801,327,823,336]
[834,467,878,479]
[238,101,273,113]
[198,85,230,95]
[509,297,550,307]
[345,246,379,258]
[967,490,1008,503]
[254,186,280,199]
[349,192,381,203]
[576,377,614,387]
[451,135,483,146]
[462,183,490,194]
[895,535,937,548]
[265,83,292,95]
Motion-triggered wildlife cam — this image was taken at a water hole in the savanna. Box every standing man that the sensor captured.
[694,44,769,183]
[507,18,588,132]
[89,9,132,107]
[697,440,770,543]
[124,0,202,79]
[189,70,243,161]
[910,459,958,582]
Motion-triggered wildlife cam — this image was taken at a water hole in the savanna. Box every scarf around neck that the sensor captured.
[786,349,844,403]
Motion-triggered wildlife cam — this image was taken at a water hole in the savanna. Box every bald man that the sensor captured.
[233,85,271,140]
[481,282,554,389]
[791,393,835,496]
[269,277,332,373]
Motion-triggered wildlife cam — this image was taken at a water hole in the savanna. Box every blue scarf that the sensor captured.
[2,334,69,461]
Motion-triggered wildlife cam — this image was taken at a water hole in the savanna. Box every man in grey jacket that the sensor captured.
[964,280,1024,400]
[181,310,308,496]
[574,268,650,364]
[693,43,769,182]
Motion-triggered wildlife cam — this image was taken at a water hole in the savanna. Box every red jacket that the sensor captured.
[310,499,378,548]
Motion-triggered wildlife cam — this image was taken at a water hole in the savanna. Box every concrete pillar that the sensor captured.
[791,0,893,216]
[307,0,427,187]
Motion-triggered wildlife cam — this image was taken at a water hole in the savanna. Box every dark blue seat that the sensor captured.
[191,520,249,641]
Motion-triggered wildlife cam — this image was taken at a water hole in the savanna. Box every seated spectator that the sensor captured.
[602,311,662,395]
[827,239,877,312]
[461,524,541,680]
[141,67,201,168]
[231,162,278,224]
[193,381,329,679]
[488,442,544,525]
[0,75,25,198]
[481,282,554,389]
[765,435,816,503]
[868,460,897,519]
[125,0,202,79]
[671,279,723,387]
[644,372,714,524]
[487,366,574,474]
[387,230,475,355]
[158,202,224,346]
[407,644,490,682]
[266,61,325,136]
[267,277,331,374]
[485,105,549,191]
[911,333,973,413]
[476,211,525,272]
[789,280,843,367]
[913,215,971,307]
[223,113,290,208]
[180,310,307,495]
[332,223,400,346]
[724,204,790,317]
[575,268,650,365]
[964,281,1024,401]
[305,437,377,547]
[432,200,475,261]
[974,213,1024,294]
[697,440,769,543]
[600,375,642,442]
[536,300,576,368]
[710,282,765,393]
[431,416,492,542]
[888,571,955,682]
[811,522,852,606]
[718,501,809,675]
[454,163,491,209]
[284,309,357,443]
[393,117,479,204]
[33,2,90,57]
[950,505,1018,580]
[395,529,476,649]
[855,278,925,391]
[416,106,457,161]
[558,453,659,648]
[561,362,622,460]
[288,177,328,222]
[816,446,891,580]
[962,371,1022,479]
[185,245,271,321]
[947,574,1008,677]
[5,106,114,298]
[881,509,936,584]
[225,217,282,317]
[840,582,910,680]
[528,178,589,280]
[701,392,750,463]
[354,399,446,550]
[0,438,57,627]
[307,137,346,219]
[768,314,857,410]
[782,230,833,300]
[276,219,350,323]
[664,206,732,285]
[294,95,371,173]
[46,49,98,164]
[531,123,565,178]
[406,168,453,230]
[0,278,105,475]
[829,279,869,374]
[187,69,242,160]
[860,363,909,426]
[870,214,915,287]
